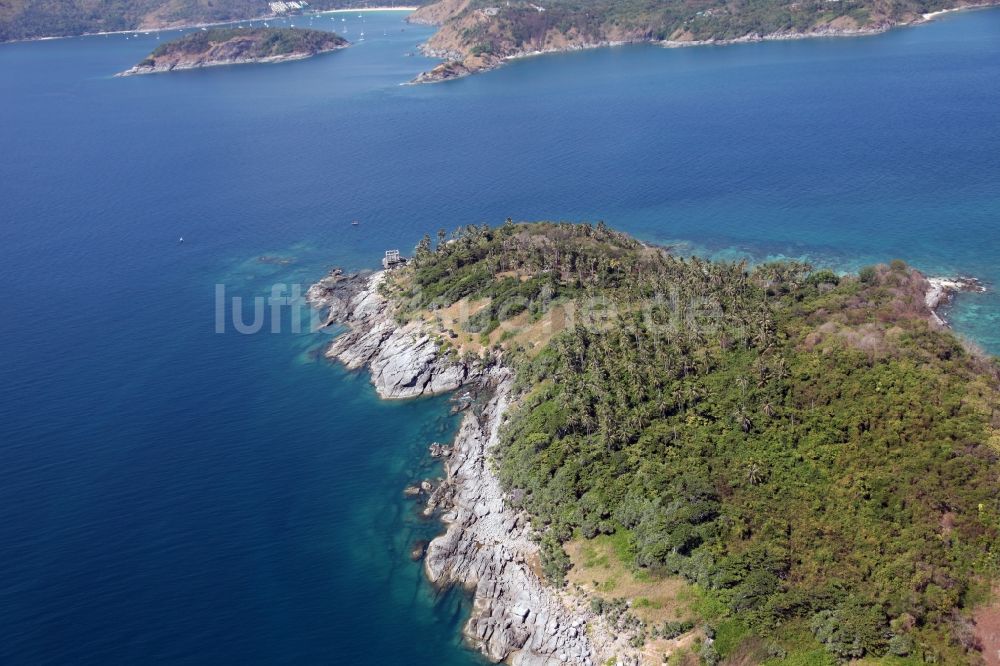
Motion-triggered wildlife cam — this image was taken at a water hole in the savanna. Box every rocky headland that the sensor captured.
[117,27,347,77]
[307,269,475,399]
[306,222,998,666]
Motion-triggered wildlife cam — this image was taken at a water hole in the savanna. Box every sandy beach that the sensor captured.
[923,7,965,19]
[922,2,999,20]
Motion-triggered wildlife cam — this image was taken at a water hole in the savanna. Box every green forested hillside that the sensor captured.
[386,222,1000,663]
[411,0,994,79]
[146,26,344,59]
[451,0,962,43]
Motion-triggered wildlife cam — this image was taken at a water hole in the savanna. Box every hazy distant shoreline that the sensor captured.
[4,7,417,45]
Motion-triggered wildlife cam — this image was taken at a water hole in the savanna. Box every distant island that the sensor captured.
[4,0,998,81]
[309,222,999,665]
[117,27,347,76]
[407,0,1000,82]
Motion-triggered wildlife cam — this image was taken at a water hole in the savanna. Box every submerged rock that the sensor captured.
[410,540,429,561]
[428,442,452,458]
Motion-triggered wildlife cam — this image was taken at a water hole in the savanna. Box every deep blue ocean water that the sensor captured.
[0,8,998,664]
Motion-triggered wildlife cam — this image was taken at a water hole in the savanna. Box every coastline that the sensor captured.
[307,269,644,666]
[920,3,994,19]
[116,42,348,77]
[315,7,418,13]
[407,1,1000,84]
[115,39,349,78]
[410,27,889,83]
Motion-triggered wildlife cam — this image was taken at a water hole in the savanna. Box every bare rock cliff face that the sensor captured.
[307,270,473,399]
[307,267,637,665]
[425,372,605,666]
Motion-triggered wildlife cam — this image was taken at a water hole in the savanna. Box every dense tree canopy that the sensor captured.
[145,27,345,61]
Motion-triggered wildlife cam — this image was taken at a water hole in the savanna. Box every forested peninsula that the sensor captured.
[117,27,347,76]
[407,0,1000,82]
[310,222,999,665]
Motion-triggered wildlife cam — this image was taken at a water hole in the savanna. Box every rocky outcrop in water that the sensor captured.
[924,276,987,326]
[307,270,475,399]
[410,57,477,83]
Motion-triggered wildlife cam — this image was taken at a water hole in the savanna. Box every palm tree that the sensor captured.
[774,357,789,380]
[733,405,753,433]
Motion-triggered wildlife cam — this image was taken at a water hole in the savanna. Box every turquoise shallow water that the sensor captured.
[0,8,998,664]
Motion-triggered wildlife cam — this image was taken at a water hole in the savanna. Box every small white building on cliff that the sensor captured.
[382,250,406,270]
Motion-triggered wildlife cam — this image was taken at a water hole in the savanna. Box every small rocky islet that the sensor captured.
[117,27,347,76]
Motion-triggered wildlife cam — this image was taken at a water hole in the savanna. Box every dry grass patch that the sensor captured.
[974,586,1000,666]
[489,302,574,356]
[418,297,490,355]
[565,535,691,626]
[643,633,703,666]
[416,297,578,359]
